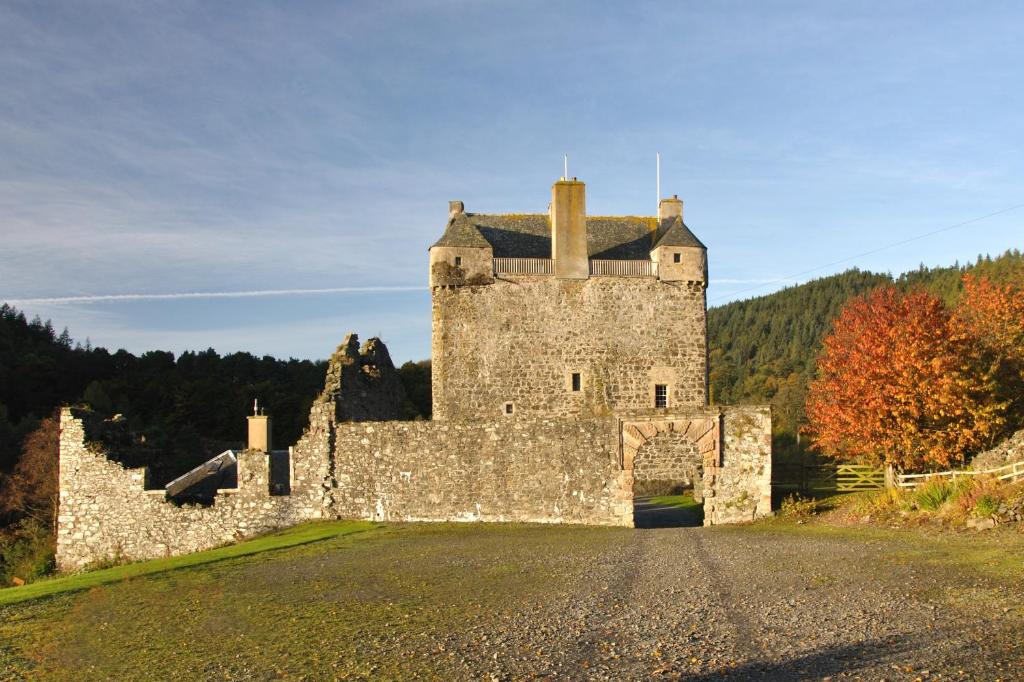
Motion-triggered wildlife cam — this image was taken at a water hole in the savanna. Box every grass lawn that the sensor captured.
[646,493,702,510]
[634,491,704,527]
[0,522,627,680]
[0,520,375,607]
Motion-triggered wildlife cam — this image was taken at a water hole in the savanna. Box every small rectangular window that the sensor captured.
[654,384,668,408]
[571,372,581,392]
[673,253,681,263]
[504,402,514,415]
[454,256,462,266]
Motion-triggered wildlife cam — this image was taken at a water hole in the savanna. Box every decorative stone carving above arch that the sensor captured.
[620,416,721,473]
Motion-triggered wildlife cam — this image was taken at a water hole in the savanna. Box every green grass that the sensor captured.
[0,520,375,606]
[647,493,702,510]
[0,523,627,680]
[739,516,1024,581]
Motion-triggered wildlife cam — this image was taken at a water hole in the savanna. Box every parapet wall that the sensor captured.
[55,409,325,571]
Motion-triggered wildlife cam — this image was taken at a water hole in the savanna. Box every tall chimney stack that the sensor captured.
[247,402,272,452]
[658,194,683,221]
[551,178,589,279]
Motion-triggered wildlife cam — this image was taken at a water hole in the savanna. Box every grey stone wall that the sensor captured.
[328,416,631,526]
[704,406,773,525]
[55,408,323,571]
[633,433,702,496]
[431,277,707,421]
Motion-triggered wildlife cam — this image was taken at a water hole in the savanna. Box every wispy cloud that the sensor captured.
[3,286,426,306]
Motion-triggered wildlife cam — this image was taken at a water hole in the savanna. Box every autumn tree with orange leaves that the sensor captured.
[955,273,1024,427]
[805,286,1005,471]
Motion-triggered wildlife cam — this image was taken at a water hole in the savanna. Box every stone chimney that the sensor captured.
[658,195,683,221]
[551,178,589,279]
[449,200,465,218]
[247,400,272,452]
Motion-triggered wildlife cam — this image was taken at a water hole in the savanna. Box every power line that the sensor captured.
[709,202,1024,304]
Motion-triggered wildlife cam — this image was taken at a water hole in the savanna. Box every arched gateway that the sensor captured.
[618,409,772,526]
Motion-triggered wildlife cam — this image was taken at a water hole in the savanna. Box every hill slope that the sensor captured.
[708,249,1024,455]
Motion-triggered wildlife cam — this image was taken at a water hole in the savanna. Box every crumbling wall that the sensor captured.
[55,408,323,571]
[321,333,408,421]
[329,416,631,526]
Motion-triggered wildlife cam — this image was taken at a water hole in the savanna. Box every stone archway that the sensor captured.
[620,416,721,527]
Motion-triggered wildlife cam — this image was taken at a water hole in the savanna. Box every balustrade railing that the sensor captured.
[493,257,553,275]
[589,259,658,277]
[492,257,658,277]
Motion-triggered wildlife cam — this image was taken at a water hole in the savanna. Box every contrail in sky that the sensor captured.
[3,279,794,306]
[3,286,427,306]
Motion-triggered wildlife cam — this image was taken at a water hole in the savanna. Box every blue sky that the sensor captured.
[2,1,1022,363]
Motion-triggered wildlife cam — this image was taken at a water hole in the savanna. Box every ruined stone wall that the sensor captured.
[328,416,631,526]
[431,277,707,421]
[55,408,324,571]
[54,333,408,572]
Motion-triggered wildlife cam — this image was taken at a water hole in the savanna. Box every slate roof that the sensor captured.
[652,216,706,250]
[431,213,492,249]
[434,213,685,260]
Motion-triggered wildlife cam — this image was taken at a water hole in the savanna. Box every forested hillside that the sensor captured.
[708,249,1024,457]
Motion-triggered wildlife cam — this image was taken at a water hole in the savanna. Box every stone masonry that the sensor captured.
[431,277,707,421]
[55,176,773,571]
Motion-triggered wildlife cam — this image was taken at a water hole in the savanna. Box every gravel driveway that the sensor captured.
[2,522,1021,680]
[442,525,1023,681]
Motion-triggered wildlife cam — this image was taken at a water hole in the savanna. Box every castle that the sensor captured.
[55,177,772,571]
[430,178,708,420]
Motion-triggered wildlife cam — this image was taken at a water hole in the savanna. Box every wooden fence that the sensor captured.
[773,463,885,496]
[896,460,1024,489]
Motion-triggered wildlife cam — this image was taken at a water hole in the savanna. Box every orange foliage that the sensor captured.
[955,273,1024,363]
[955,273,1024,425]
[805,286,1004,471]
[0,414,59,528]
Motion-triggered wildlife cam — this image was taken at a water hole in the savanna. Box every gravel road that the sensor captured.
[429,526,1023,681]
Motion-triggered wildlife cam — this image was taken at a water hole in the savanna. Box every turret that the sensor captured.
[428,200,494,287]
[651,195,707,285]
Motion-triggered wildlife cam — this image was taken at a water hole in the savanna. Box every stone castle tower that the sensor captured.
[429,177,710,421]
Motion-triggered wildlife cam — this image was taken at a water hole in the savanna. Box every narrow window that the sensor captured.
[654,384,668,408]
[673,252,681,263]
[504,402,514,415]
[571,372,581,392]
[454,256,463,266]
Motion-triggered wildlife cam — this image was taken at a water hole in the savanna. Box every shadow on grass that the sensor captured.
[633,494,704,528]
